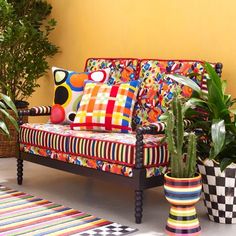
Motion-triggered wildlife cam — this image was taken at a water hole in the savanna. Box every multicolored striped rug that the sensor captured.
[0,185,137,236]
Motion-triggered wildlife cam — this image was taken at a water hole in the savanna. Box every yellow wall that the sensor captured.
[28,0,236,121]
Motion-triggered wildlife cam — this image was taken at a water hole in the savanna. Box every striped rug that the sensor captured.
[0,185,137,236]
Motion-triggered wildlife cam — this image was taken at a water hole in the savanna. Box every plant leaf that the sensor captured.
[0,101,7,109]
[220,158,234,172]
[0,93,18,116]
[0,121,10,136]
[0,108,19,132]
[211,120,226,157]
[167,74,202,94]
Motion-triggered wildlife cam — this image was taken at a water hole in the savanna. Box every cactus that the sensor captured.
[165,93,197,178]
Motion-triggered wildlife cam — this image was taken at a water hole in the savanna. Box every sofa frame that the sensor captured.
[16,60,223,224]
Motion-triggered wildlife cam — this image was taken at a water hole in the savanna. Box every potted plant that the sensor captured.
[162,91,202,235]
[168,62,236,224]
[0,0,59,157]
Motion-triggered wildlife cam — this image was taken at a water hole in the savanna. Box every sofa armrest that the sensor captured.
[134,119,193,169]
[149,119,193,133]
[135,123,165,169]
[18,106,51,125]
[18,106,51,117]
[30,106,51,116]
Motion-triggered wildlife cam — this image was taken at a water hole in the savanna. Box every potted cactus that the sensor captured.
[168,62,236,224]
[162,91,202,236]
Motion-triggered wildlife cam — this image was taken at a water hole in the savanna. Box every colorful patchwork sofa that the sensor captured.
[17,58,223,224]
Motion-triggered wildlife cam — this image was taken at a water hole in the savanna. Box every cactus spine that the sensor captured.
[165,94,197,178]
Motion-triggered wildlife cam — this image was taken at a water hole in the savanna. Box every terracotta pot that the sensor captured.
[198,159,236,224]
[164,172,202,236]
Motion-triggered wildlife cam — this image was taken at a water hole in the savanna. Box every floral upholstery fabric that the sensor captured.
[85,58,140,85]
[19,123,168,167]
[133,60,208,126]
[20,144,168,178]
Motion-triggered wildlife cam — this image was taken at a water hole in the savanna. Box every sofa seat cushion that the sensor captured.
[20,143,168,178]
[19,123,169,167]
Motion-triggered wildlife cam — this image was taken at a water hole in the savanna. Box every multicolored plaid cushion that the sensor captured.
[71,80,140,133]
[50,67,110,124]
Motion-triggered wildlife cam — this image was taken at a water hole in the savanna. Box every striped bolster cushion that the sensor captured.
[30,106,51,115]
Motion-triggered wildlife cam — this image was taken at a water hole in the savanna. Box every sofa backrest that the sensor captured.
[84,58,220,126]
[85,58,140,85]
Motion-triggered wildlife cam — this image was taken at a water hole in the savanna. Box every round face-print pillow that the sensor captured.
[50,67,111,124]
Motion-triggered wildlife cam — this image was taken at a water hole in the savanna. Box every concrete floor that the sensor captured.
[1,158,236,236]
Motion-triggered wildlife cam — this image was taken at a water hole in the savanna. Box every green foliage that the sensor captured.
[169,62,236,171]
[0,92,18,136]
[0,0,59,102]
[163,92,197,178]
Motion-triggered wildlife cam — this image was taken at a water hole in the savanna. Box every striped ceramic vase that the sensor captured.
[164,173,202,236]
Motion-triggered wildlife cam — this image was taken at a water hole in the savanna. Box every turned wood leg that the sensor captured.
[135,190,143,224]
[17,159,23,185]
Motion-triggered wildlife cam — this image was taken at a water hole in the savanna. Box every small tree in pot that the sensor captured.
[0,0,59,106]
[162,91,202,236]
[0,0,59,157]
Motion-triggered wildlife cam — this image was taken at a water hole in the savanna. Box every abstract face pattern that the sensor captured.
[51,67,110,124]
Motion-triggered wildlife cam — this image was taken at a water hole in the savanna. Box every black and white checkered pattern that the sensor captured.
[198,160,236,224]
[78,223,137,236]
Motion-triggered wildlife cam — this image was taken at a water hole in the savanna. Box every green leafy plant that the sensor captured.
[0,0,59,103]
[168,62,236,171]
[0,92,18,136]
[162,91,197,178]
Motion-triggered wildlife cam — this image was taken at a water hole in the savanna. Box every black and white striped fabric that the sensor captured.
[30,106,51,115]
[198,160,236,224]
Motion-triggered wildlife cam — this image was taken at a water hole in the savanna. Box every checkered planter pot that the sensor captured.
[198,159,236,224]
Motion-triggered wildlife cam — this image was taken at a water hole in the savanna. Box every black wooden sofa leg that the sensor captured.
[17,158,23,185]
[135,190,143,224]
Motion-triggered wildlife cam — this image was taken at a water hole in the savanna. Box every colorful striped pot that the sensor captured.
[164,173,202,236]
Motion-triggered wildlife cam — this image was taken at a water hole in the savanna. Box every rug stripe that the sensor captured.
[47,219,111,236]
[23,217,107,235]
[0,193,32,204]
[0,209,78,232]
[3,212,86,235]
[9,214,95,235]
[0,205,69,226]
[0,199,49,214]
[0,195,35,207]
[0,203,60,220]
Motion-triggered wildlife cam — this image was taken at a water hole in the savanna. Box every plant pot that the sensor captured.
[198,159,236,224]
[164,172,202,236]
[0,101,28,158]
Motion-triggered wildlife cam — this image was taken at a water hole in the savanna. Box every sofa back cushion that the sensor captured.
[84,58,211,127]
[133,59,208,125]
[85,58,140,85]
